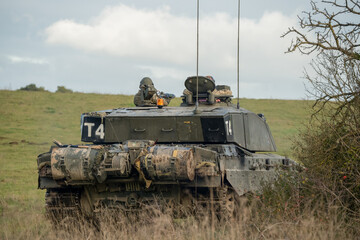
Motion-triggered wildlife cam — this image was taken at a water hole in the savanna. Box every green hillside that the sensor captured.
[0,90,311,237]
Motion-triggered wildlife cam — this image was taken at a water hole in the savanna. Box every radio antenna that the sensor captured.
[194,0,201,114]
[236,0,240,109]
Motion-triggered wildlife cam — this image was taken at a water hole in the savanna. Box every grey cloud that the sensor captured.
[0,1,313,99]
[7,55,49,65]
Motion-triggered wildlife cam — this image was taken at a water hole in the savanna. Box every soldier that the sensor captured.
[134,77,175,107]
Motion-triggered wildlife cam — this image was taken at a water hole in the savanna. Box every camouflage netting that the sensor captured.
[182,88,232,96]
[183,89,192,95]
[213,89,232,96]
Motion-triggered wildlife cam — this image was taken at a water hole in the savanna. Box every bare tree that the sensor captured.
[283,0,360,116]
[286,1,360,220]
[282,0,360,60]
[304,51,360,118]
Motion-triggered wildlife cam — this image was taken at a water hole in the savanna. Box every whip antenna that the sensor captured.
[236,0,240,109]
[194,0,200,114]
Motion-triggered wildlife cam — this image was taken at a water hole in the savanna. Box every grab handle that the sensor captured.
[161,128,173,132]
[134,128,146,132]
[208,128,219,132]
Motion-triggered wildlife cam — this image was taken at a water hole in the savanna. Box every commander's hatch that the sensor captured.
[183,76,215,105]
[182,76,232,106]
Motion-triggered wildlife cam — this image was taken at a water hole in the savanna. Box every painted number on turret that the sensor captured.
[81,116,105,142]
[84,122,95,137]
[95,124,105,139]
[225,120,232,135]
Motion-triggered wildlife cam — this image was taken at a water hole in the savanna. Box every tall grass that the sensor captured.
[0,90,313,239]
[0,196,353,240]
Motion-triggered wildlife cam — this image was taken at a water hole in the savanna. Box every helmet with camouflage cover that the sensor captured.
[139,77,156,92]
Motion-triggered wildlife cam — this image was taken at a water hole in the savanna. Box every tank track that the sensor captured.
[45,189,81,223]
[217,186,237,220]
[184,186,238,220]
[43,186,239,222]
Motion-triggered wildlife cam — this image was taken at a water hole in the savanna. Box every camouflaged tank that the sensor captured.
[37,76,298,219]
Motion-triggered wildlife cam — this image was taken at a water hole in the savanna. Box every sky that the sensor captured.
[0,0,314,99]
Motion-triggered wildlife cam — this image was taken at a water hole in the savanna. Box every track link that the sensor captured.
[45,189,81,223]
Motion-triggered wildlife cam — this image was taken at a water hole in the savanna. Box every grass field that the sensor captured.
[0,90,312,239]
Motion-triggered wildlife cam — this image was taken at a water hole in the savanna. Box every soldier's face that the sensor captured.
[144,84,156,92]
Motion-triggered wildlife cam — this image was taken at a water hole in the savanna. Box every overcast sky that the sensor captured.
[0,0,314,99]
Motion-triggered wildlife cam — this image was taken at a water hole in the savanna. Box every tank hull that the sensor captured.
[38,141,297,217]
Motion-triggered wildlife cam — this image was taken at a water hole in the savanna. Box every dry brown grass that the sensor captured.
[0,90,352,239]
[1,196,355,240]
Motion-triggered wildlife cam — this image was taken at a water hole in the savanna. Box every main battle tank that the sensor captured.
[37,76,297,219]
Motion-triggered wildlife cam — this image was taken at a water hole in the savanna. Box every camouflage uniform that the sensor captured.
[134,77,170,107]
